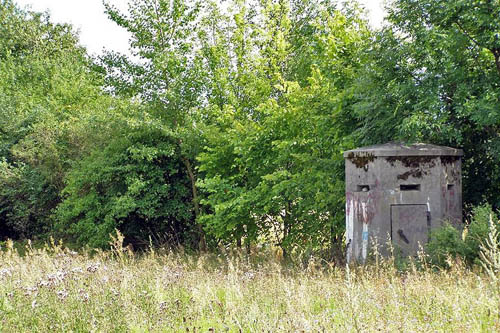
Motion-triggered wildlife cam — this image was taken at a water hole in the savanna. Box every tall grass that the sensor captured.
[0,235,499,332]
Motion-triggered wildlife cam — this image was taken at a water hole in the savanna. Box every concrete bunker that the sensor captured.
[344,143,463,262]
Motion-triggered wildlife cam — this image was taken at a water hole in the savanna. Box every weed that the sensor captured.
[0,239,498,331]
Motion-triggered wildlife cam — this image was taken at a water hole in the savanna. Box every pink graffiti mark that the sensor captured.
[346,182,383,224]
[354,191,381,224]
[448,188,455,212]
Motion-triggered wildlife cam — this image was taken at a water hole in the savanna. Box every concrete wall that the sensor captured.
[345,153,462,262]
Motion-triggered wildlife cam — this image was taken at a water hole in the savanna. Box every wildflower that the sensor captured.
[159,301,168,311]
[57,289,69,300]
[86,263,100,273]
[0,268,12,278]
[56,270,67,280]
[31,299,38,308]
[71,267,83,274]
[37,280,50,288]
[24,286,38,296]
[45,271,66,286]
[46,274,59,284]
[79,289,90,302]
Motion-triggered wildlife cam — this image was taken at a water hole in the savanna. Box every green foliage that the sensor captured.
[56,119,196,248]
[3,0,500,259]
[197,1,370,254]
[426,223,465,267]
[0,0,118,240]
[0,160,57,239]
[102,0,215,249]
[102,0,205,123]
[354,0,500,208]
[427,204,500,267]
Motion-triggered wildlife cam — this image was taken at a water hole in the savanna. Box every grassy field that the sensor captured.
[1,239,499,332]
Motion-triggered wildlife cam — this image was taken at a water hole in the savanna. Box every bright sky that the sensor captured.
[14,0,386,57]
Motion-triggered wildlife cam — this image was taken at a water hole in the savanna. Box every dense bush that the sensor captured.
[56,124,197,249]
[0,161,57,239]
[427,204,500,266]
[0,0,118,242]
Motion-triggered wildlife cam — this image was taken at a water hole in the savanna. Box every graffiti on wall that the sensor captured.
[346,184,382,261]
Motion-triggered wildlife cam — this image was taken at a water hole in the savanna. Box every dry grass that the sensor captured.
[0,239,499,332]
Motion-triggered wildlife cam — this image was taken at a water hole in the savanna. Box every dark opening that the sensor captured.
[356,185,370,192]
[400,184,420,191]
[447,184,454,190]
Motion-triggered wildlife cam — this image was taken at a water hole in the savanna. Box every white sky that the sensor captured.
[14,0,386,57]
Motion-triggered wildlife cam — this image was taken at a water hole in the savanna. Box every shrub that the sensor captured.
[0,160,58,240]
[426,223,465,266]
[427,204,499,267]
[56,127,196,249]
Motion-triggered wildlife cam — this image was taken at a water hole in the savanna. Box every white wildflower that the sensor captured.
[0,268,12,278]
[159,301,168,311]
[71,267,83,274]
[57,289,68,300]
[79,289,90,302]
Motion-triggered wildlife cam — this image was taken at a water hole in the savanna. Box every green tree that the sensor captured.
[197,0,370,256]
[353,0,500,208]
[102,0,209,249]
[0,0,118,239]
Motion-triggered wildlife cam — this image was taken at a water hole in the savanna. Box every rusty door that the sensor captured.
[391,204,429,257]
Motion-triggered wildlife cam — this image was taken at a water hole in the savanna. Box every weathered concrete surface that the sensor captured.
[344,143,463,262]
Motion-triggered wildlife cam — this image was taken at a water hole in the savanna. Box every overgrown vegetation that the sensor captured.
[1,228,500,331]
[1,0,500,259]
[427,204,500,267]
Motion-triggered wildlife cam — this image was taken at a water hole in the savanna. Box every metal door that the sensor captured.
[391,204,429,257]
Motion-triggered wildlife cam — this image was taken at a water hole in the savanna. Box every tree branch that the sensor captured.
[454,21,482,49]
[454,21,500,77]
[181,155,207,251]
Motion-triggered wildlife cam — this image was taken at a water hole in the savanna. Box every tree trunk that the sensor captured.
[282,206,291,260]
[493,49,500,78]
[330,219,335,259]
[181,156,207,251]
[245,238,251,255]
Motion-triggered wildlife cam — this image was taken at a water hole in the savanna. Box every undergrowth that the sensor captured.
[0,229,499,332]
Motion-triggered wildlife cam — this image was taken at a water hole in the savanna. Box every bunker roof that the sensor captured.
[343,143,463,157]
